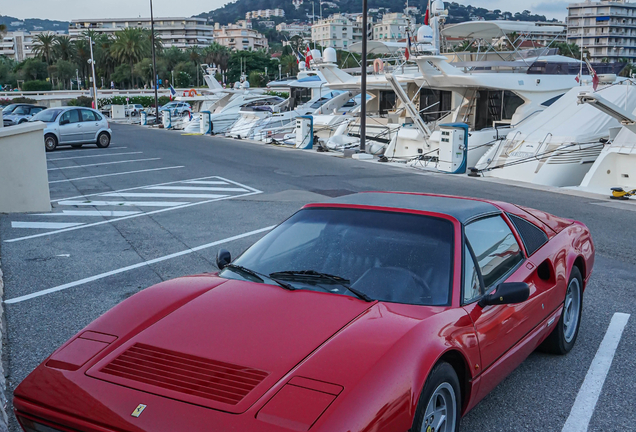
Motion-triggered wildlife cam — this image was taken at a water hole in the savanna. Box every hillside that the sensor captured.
[196,1,554,25]
[0,15,69,33]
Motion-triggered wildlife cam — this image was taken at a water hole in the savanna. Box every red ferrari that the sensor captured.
[14,192,594,432]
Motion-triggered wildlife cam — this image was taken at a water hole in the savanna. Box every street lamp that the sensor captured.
[150,0,159,124]
[88,36,98,109]
[360,0,368,153]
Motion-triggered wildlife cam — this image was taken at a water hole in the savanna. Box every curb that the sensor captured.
[0,258,7,432]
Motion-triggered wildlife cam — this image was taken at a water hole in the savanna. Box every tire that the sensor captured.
[96,132,111,148]
[71,144,83,149]
[44,134,58,152]
[412,362,461,432]
[539,266,583,355]
[131,111,138,117]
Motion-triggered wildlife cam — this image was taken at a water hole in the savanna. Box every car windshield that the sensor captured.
[2,104,18,114]
[222,208,454,306]
[11,106,30,115]
[31,108,64,123]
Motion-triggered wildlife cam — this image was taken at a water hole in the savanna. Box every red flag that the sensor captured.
[424,9,430,26]
[405,36,411,61]
[305,47,313,69]
[575,74,580,83]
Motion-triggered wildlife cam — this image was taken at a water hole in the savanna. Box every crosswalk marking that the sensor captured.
[35,210,142,217]
[57,200,188,207]
[144,186,248,192]
[102,192,228,199]
[47,158,161,171]
[11,222,85,229]
[47,152,143,162]
[182,180,229,185]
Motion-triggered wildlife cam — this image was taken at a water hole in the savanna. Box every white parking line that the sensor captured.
[47,152,143,161]
[6,177,262,243]
[561,312,631,432]
[145,186,248,192]
[11,221,85,229]
[183,180,229,185]
[58,200,187,207]
[48,166,185,184]
[47,158,161,171]
[35,210,142,217]
[4,226,276,304]
[103,192,228,199]
[46,146,127,155]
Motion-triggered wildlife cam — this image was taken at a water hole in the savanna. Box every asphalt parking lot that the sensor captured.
[1,123,635,432]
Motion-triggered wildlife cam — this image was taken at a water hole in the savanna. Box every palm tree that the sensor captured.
[203,43,230,75]
[32,33,57,65]
[187,47,202,86]
[73,38,92,88]
[110,28,151,88]
[54,36,76,61]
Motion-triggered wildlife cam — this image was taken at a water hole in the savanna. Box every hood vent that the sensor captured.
[101,343,268,406]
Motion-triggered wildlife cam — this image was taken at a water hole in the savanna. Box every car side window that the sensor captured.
[463,244,482,304]
[30,107,43,115]
[60,110,80,124]
[464,216,523,290]
[81,110,97,122]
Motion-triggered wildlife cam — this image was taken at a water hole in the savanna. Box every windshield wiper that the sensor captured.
[269,270,373,302]
[224,264,295,291]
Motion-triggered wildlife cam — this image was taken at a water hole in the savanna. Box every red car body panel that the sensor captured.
[14,193,595,432]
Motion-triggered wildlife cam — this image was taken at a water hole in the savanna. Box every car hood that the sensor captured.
[86,279,374,414]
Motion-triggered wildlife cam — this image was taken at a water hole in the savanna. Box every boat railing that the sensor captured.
[536,133,553,158]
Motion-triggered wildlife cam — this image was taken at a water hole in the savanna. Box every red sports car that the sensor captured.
[14,192,594,432]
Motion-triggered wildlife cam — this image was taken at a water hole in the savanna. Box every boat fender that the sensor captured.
[373,58,384,74]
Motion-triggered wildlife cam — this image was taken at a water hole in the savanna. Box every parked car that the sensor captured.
[2,104,45,126]
[30,107,112,151]
[160,101,192,117]
[124,104,144,117]
[13,193,594,432]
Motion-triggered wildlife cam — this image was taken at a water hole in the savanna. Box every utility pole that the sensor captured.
[150,0,159,124]
[88,36,98,109]
[360,0,367,153]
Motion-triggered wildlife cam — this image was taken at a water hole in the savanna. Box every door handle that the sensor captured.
[77,124,82,127]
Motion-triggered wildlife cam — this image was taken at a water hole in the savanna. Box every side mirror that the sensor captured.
[216,249,231,270]
[478,282,530,308]
[59,119,69,125]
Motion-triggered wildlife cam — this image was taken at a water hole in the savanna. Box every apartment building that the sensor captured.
[213,22,268,51]
[311,14,370,49]
[276,23,311,37]
[373,12,410,41]
[0,30,65,62]
[69,17,214,49]
[245,9,285,20]
[567,0,636,61]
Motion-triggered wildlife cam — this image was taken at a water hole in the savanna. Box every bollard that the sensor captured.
[295,116,314,149]
[162,110,172,129]
[141,111,147,126]
[200,111,212,135]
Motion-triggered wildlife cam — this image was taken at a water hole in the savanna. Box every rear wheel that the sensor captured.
[412,362,461,432]
[44,134,57,152]
[540,267,583,354]
[96,132,110,148]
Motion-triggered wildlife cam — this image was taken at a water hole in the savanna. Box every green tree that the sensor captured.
[54,36,76,61]
[280,55,298,76]
[202,43,231,73]
[18,58,49,81]
[32,33,57,65]
[54,59,78,89]
[110,28,151,88]
[111,64,131,87]
[187,46,202,86]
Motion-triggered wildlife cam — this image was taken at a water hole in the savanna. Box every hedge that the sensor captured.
[22,80,52,91]
[98,95,171,109]
[67,96,93,107]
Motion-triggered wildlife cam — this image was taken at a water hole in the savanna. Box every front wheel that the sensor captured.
[96,132,111,148]
[44,134,58,152]
[412,362,461,432]
[540,266,583,354]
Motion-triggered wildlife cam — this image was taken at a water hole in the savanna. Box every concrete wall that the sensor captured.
[0,122,51,213]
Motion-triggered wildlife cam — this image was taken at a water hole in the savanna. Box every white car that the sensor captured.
[160,102,192,117]
[31,107,113,152]
[124,104,144,117]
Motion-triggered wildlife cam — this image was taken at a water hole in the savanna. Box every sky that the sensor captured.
[1,0,569,22]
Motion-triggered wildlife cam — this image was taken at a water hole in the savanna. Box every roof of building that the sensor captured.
[321,192,501,224]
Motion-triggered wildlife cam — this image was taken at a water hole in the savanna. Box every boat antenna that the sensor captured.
[580,35,583,87]
[360,0,367,153]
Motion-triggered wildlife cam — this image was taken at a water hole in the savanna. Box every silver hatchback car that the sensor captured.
[31,107,113,151]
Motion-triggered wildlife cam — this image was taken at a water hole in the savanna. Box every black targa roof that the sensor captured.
[326,192,501,224]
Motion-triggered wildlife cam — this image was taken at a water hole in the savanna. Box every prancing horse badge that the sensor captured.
[131,404,147,418]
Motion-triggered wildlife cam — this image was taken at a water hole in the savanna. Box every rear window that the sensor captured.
[32,108,64,122]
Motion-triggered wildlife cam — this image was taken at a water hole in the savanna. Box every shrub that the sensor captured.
[67,96,94,108]
[22,80,52,91]
[2,96,37,104]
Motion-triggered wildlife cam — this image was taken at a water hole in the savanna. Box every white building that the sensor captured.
[373,12,410,41]
[567,0,636,62]
[0,30,65,62]
[311,14,369,49]
[213,22,268,51]
[245,9,285,20]
[276,23,312,37]
[69,17,214,49]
